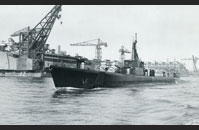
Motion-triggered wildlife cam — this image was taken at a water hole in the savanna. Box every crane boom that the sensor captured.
[181,58,192,60]
[70,39,107,47]
[119,46,131,54]
[11,26,30,37]
[70,43,98,46]
[19,5,62,60]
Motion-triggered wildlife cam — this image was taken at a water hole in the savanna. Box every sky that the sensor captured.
[0,5,199,70]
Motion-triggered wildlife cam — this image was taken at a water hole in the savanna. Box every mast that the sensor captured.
[131,33,139,61]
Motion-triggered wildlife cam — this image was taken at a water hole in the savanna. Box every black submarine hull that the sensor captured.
[50,66,177,89]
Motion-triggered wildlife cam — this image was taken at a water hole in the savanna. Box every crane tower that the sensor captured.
[119,45,131,64]
[70,38,107,61]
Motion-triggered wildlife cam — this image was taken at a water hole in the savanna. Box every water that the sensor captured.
[0,76,199,125]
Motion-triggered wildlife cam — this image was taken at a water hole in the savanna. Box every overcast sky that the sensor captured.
[0,5,198,70]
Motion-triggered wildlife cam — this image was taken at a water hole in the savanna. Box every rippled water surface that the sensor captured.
[0,76,199,125]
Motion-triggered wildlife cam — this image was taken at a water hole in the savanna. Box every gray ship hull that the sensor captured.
[51,66,177,89]
[0,51,33,71]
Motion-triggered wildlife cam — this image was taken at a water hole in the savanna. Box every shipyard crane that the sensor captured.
[10,5,62,70]
[181,55,199,75]
[70,38,107,61]
[119,45,131,63]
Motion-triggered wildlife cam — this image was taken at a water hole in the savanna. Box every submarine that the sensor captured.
[50,33,179,89]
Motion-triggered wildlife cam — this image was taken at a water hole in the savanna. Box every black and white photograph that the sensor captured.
[0,5,199,125]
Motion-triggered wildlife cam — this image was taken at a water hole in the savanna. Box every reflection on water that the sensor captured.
[0,76,199,125]
[52,87,105,98]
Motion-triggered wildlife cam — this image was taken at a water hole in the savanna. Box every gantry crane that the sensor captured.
[119,45,131,64]
[70,38,107,61]
[181,55,199,75]
[10,5,62,70]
